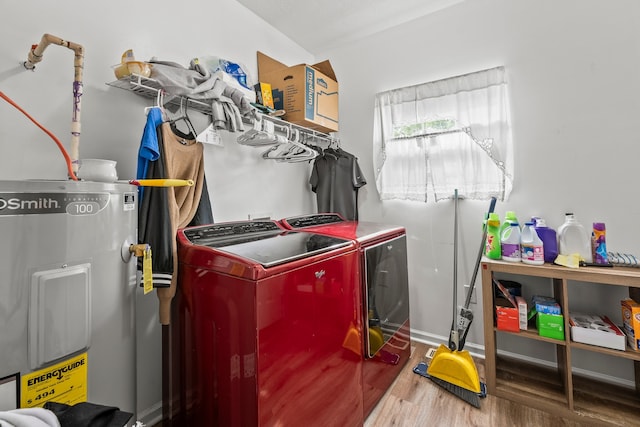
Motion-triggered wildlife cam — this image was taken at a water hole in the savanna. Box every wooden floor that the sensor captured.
[153,341,597,427]
[364,342,595,427]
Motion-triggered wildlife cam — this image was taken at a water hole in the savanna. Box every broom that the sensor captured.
[426,191,496,407]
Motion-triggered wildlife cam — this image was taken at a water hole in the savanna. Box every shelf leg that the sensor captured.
[481,263,496,394]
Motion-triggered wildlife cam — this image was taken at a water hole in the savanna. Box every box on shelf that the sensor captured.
[516,296,528,331]
[254,82,274,109]
[537,312,564,340]
[532,295,562,315]
[272,88,284,111]
[621,298,640,351]
[494,278,519,332]
[257,51,339,133]
[496,297,520,332]
[569,312,626,351]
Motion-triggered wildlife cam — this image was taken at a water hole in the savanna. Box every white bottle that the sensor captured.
[557,213,592,263]
[521,222,544,265]
[501,222,521,262]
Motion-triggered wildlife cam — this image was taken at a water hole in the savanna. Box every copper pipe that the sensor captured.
[24,34,85,176]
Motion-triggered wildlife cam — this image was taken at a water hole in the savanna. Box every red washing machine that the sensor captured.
[166,220,365,427]
[280,214,411,417]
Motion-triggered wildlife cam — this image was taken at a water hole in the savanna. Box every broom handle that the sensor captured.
[450,190,459,350]
[464,197,496,308]
[462,197,497,310]
[457,196,497,352]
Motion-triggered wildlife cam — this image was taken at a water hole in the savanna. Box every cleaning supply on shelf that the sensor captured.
[592,222,608,264]
[521,222,544,265]
[557,213,592,263]
[485,213,501,260]
[500,211,518,235]
[500,222,521,262]
[532,217,559,263]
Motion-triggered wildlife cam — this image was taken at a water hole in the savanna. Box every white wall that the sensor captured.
[321,0,640,386]
[0,1,316,424]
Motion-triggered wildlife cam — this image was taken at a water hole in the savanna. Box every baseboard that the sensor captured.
[409,327,635,389]
[409,328,485,360]
[136,401,162,427]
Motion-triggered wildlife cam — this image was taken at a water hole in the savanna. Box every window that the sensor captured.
[372,66,513,202]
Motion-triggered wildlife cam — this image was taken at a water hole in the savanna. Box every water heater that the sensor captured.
[0,180,138,421]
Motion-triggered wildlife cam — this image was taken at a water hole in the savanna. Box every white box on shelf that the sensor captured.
[516,296,528,331]
[569,312,626,351]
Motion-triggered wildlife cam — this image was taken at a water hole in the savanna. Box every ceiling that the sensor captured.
[237,0,464,55]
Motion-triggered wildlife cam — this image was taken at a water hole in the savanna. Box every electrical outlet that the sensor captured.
[464,285,477,304]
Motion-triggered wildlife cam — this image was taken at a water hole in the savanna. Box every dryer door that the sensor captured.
[364,234,410,358]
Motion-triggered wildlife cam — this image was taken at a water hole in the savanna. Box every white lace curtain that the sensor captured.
[373,66,513,202]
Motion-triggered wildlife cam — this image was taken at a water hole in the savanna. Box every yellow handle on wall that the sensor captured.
[129,179,194,187]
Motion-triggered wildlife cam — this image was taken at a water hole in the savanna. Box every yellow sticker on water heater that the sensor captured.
[21,353,88,408]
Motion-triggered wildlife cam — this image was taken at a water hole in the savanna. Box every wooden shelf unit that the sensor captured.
[481,260,640,426]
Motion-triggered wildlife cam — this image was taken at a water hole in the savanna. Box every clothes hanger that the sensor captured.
[169,97,197,141]
[237,115,279,146]
[145,89,162,115]
[261,127,318,162]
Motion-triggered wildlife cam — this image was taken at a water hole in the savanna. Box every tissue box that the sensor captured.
[621,298,640,351]
[257,51,339,133]
[570,313,626,351]
[537,312,565,340]
[532,295,562,315]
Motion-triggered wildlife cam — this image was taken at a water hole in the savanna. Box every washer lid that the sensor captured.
[183,221,352,268]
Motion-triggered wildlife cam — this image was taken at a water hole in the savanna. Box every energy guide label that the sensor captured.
[21,353,88,408]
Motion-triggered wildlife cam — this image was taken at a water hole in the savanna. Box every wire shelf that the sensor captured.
[106,74,337,145]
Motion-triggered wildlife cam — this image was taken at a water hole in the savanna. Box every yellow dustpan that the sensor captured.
[427,344,481,394]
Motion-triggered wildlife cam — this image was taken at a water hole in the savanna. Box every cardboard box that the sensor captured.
[621,298,640,351]
[537,312,564,340]
[257,51,339,133]
[569,313,626,351]
[494,279,519,332]
[516,296,528,331]
[496,297,520,332]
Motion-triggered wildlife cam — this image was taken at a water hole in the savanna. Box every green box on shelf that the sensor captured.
[537,312,565,340]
